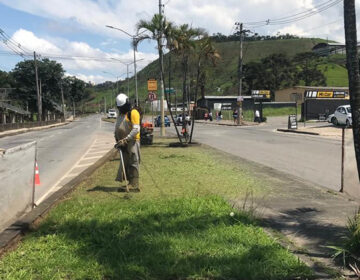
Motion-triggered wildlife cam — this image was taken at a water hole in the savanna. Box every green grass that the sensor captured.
[319,63,348,87]
[220,106,300,122]
[0,139,312,280]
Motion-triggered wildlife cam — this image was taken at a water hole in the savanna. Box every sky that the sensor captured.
[0,0,356,84]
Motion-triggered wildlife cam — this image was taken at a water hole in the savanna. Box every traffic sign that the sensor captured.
[165,88,175,94]
[148,92,157,101]
[147,79,157,91]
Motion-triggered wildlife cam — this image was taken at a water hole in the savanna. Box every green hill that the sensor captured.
[89,38,348,110]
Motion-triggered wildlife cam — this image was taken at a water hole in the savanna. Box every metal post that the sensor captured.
[127,64,130,96]
[34,51,42,121]
[133,39,138,106]
[236,22,243,126]
[340,127,345,192]
[31,142,37,209]
[60,81,66,121]
[159,0,165,136]
[304,98,307,127]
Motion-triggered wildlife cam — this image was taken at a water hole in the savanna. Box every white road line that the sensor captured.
[36,139,97,205]
[75,163,94,168]
[82,155,102,160]
[86,151,108,155]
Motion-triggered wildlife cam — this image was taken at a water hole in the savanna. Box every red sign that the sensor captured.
[148,92,157,101]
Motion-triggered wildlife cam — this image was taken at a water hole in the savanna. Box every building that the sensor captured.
[197,96,254,111]
[275,86,349,104]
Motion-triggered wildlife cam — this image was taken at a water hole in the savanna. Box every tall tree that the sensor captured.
[189,36,220,142]
[293,52,326,86]
[137,14,185,142]
[172,24,204,143]
[344,0,360,180]
[11,58,64,114]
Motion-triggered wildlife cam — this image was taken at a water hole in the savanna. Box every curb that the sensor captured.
[195,121,260,127]
[277,128,320,135]
[0,147,117,256]
[0,121,71,139]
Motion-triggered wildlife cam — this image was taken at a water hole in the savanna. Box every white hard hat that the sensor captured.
[116,93,128,107]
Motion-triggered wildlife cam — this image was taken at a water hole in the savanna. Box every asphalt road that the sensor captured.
[191,117,341,191]
[0,114,115,204]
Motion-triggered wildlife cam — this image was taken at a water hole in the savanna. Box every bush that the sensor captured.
[346,208,360,255]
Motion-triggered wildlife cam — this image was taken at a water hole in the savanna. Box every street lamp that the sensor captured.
[106,25,146,106]
[111,58,143,96]
[102,71,127,106]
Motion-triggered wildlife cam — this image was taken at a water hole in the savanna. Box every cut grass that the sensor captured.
[0,139,312,280]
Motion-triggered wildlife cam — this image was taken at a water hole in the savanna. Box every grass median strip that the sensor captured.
[0,138,312,280]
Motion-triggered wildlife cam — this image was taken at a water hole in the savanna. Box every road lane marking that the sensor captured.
[82,155,102,160]
[36,133,114,205]
[75,163,94,168]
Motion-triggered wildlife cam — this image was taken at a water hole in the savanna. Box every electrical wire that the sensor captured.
[243,0,342,27]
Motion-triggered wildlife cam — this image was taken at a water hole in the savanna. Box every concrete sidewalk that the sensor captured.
[195,119,260,126]
[224,151,359,277]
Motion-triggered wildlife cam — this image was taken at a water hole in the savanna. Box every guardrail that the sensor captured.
[0,120,62,132]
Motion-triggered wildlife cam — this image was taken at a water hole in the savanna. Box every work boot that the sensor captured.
[129,178,140,192]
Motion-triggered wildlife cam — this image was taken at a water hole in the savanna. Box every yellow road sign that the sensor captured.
[147,79,157,91]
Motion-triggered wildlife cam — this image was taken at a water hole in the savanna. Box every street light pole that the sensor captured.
[106,25,144,106]
[159,0,166,136]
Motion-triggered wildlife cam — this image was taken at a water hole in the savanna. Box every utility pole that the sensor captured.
[236,22,243,126]
[39,79,43,120]
[159,0,166,136]
[133,39,139,106]
[33,51,42,121]
[344,0,360,180]
[60,81,66,121]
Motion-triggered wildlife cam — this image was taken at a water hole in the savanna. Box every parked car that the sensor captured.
[154,115,171,127]
[327,113,335,123]
[175,114,191,126]
[331,105,352,127]
[107,108,117,119]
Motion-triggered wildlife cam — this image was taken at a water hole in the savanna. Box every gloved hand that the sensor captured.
[114,138,128,149]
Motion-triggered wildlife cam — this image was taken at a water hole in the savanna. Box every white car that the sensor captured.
[332,105,352,127]
[107,109,117,119]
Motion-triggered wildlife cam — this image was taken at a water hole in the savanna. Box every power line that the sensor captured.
[244,0,342,27]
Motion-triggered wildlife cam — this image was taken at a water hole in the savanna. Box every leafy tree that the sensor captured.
[293,52,326,86]
[190,36,220,142]
[136,14,185,142]
[11,58,64,114]
[243,53,297,95]
[261,53,297,92]
[0,70,13,88]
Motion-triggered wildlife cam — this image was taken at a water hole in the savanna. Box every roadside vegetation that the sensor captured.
[0,138,312,280]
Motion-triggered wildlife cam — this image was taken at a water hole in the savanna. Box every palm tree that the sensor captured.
[136,15,183,143]
[189,36,220,143]
[171,24,205,143]
[344,0,360,180]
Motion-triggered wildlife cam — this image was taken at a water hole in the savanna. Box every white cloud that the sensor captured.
[4,29,158,84]
[0,0,352,41]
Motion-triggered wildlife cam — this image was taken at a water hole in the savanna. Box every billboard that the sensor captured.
[252,90,271,99]
[305,90,349,99]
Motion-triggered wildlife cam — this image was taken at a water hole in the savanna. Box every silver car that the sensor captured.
[332,105,352,127]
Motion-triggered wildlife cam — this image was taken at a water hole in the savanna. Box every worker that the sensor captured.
[114,93,141,192]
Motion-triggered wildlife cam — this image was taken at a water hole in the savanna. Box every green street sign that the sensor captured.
[165,88,175,94]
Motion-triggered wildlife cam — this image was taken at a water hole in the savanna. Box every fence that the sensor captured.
[0,120,61,132]
[0,142,36,231]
